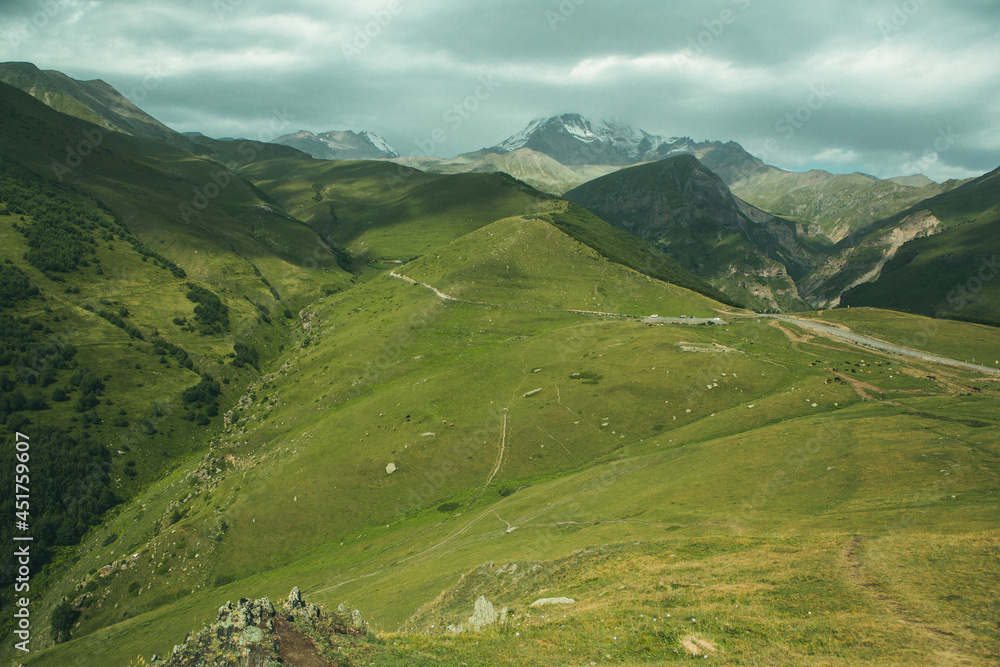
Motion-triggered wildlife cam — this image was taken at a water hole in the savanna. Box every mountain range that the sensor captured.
[0,62,998,667]
[3,63,996,319]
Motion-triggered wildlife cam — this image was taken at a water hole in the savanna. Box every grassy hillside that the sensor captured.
[241,158,545,265]
[832,167,1000,321]
[240,156,734,306]
[15,211,1000,665]
[401,216,724,316]
[0,62,180,145]
[0,157,301,643]
[730,169,965,243]
[391,148,622,195]
[0,81,351,649]
[2,75,997,667]
[0,82,350,310]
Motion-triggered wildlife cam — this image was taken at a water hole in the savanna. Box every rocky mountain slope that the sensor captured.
[565,154,822,311]
[0,61,306,166]
[832,165,1000,321]
[0,61,183,146]
[728,168,967,242]
[489,113,763,175]
[148,588,369,666]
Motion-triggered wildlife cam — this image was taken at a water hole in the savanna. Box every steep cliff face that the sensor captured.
[801,210,943,308]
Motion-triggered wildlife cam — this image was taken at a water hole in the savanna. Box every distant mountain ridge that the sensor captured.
[0,61,184,146]
[0,61,308,167]
[484,113,960,241]
[272,129,399,160]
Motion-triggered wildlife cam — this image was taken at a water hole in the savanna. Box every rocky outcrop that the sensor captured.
[149,587,366,666]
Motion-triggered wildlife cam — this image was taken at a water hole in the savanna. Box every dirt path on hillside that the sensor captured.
[832,372,885,401]
[485,409,508,486]
[765,315,1000,376]
[276,617,335,666]
[390,270,460,301]
[391,269,627,318]
[842,537,957,641]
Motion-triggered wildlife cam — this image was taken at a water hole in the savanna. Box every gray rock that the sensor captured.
[467,595,498,631]
[530,597,575,607]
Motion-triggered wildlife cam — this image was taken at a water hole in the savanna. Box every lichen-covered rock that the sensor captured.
[149,589,301,666]
[148,587,371,666]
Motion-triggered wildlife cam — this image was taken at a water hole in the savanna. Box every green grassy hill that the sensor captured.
[0,156,294,642]
[402,213,725,316]
[240,157,549,266]
[0,61,181,146]
[0,61,308,167]
[0,82,350,309]
[0,80,350,646]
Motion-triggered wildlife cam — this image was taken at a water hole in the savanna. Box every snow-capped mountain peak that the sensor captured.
[490,113,687,166]
[272,129,399,160]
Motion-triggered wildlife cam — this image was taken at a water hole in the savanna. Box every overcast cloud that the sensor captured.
[1,0,997,181]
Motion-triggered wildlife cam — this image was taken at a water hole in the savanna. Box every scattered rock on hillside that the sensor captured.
[447,595,508,634]
[386,462,397,474]
[529,596,575,607]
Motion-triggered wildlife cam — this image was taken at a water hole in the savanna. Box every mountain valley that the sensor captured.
[0,65,998,667]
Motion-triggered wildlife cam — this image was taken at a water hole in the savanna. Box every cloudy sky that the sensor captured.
[1,0,998,181]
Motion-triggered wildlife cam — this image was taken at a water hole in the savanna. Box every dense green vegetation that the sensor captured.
[0,262,39,307]
[184,284,229,334]
[0,312,117,582]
